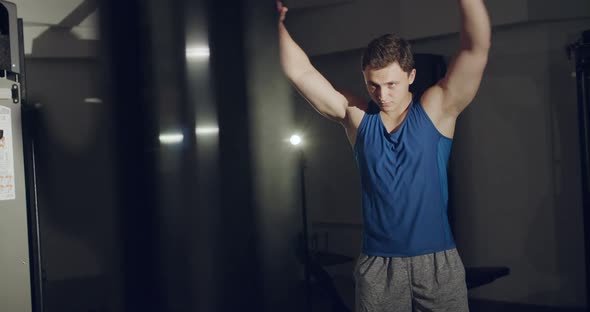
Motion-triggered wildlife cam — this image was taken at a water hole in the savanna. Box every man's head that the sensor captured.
[361,34,414,72]
[361,34,416,111]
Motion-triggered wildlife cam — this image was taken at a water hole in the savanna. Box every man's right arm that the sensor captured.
[278,2,350,122]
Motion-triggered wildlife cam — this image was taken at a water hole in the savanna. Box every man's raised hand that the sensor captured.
[277,1,288,23]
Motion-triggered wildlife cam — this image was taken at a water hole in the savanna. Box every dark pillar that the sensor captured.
[570,30,590,309]
[100,1,301,311]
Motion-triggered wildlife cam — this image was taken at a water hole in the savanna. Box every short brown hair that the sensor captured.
[361,34,414,73]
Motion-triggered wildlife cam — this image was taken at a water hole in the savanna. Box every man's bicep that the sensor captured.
[439,50,488,114]
[292,69,349,121]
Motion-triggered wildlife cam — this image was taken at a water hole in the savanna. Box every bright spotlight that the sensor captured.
[195,126,219,136]
[186,47,210,59]
[159,133,184,144]
[290,135,302,146]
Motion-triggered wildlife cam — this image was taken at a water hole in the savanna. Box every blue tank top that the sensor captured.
[354,99,455,257]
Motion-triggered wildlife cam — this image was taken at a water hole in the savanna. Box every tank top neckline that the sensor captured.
[376,99,414,137]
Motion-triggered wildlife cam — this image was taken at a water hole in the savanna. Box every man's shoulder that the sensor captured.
[419,85,458,138]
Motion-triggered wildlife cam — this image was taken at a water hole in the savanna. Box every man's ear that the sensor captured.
[408,69,416,85]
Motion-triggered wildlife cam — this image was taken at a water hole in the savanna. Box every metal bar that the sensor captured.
[300,150,312,312]
[573,39,590,310]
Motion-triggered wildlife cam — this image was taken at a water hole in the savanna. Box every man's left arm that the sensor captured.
[425,0,491,118]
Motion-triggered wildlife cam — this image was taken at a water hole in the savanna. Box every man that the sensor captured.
[278,1,490,311]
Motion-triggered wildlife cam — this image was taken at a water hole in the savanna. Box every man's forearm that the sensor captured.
[458,0,491,52]
[279,22,314,82]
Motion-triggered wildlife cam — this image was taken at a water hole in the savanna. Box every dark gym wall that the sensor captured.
[24,58,119,312]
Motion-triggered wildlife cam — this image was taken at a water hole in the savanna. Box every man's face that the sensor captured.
[363,62,416,112]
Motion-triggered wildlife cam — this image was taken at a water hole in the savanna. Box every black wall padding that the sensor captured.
[0,34,10,71]
[410,53,447,99]
[0,5,7,35]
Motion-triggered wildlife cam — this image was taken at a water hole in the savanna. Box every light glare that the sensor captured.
[186,47,210,59]
[195,127,219,135]
[159,133,184,144]
[290,135,302,146]
[84,98,102,103]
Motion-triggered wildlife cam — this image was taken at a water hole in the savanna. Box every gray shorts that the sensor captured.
[353,248,468,312]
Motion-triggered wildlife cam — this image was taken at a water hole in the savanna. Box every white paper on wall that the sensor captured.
[0,106,15,201]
